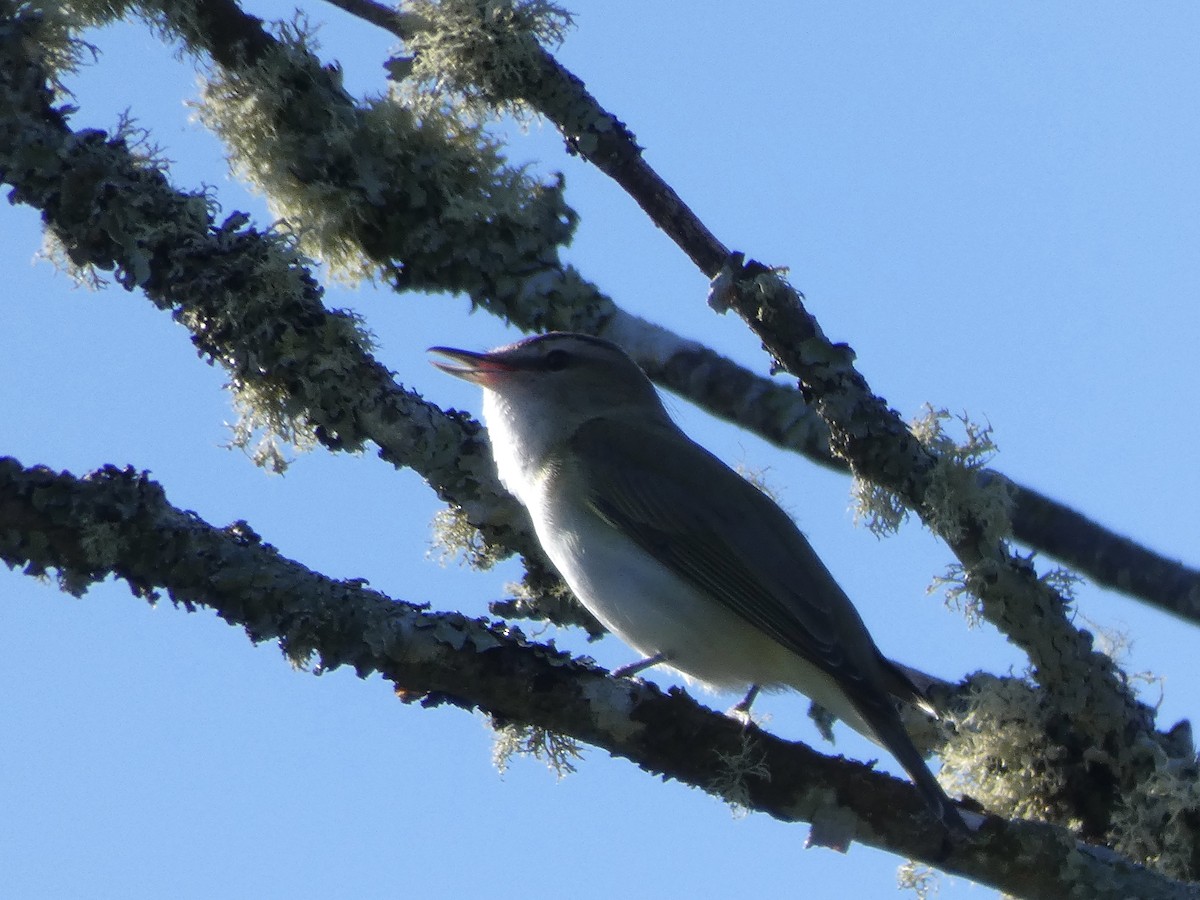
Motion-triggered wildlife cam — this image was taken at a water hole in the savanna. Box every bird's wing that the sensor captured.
[566,419,971,833]
[566,417,888,696]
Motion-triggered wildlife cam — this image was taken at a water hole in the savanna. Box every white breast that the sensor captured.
[531,478,868,734]
[481,387,871,737]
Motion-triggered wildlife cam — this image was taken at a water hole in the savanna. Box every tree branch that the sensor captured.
[289,0,1194,841]
[0,1,589,637]
[1,453,1193,900]
[10,0,1196,857]
[311,0,1200,625]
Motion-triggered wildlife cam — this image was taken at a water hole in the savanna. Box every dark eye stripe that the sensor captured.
[543,349,572,371]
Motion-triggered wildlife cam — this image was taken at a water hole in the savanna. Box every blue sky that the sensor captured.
[2,3,1198,897]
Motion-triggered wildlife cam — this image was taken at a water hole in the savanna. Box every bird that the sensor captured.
[430,331,967,833]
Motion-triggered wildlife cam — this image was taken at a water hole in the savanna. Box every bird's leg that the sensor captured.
[733,684,761,715]
[729,684,762,728]
[611,652,670,679]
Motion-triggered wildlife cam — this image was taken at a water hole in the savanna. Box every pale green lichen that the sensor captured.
[39,230,105,289]
[16,2,104,82]
[910,405,996,466]
[506,574,570,612]
[404,0,573,120]
[169,217,376,472]
[853,406,1012,545]
[37,113,196,290]
[186,6,598,333]
[429,504,505,570]
[492,574,604,635]
[58,0,140,27]
[896,861,940,899]
[851,477,909,536]
[283,642,316,672]
[707,731,771,817]
[1074,610,1166,704]
[196,22,572,295]
[938,674,1077,825]
[1111,742,1200,879]
[927,562,984,627]
[734,461,788,509]
[223,383,318,474]
[195,25,385,283]
[1040,566,1083,603]
[911,405,1012,546]
[491,719,582,779]
[77,520,126,569]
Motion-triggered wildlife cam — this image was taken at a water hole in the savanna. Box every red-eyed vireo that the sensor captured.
[430,332,967,833]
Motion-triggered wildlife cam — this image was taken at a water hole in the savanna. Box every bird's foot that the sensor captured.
[728,685,761,729]
[611,652,670,679]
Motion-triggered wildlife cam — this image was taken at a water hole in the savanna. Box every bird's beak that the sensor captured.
[428,346,515,385]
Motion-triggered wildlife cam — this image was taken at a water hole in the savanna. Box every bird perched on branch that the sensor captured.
[431,331,967,834]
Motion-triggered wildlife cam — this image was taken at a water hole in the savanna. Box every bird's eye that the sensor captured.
[544,349,572,371]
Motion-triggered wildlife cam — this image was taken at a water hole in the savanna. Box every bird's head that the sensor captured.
[429,332,667,432]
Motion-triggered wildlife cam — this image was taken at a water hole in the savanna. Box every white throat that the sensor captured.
[482,389,562,504]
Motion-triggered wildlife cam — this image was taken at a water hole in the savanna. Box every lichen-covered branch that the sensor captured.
[18,0,1200,860]
[63,0,1188,634]
[0,453,1195,900]
[714,259,1177,842]
[0,6,531,563]
[331,0,1197,846]
[314,0,1200,627]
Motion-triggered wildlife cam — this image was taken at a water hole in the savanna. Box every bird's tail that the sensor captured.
[851,688,970,835]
